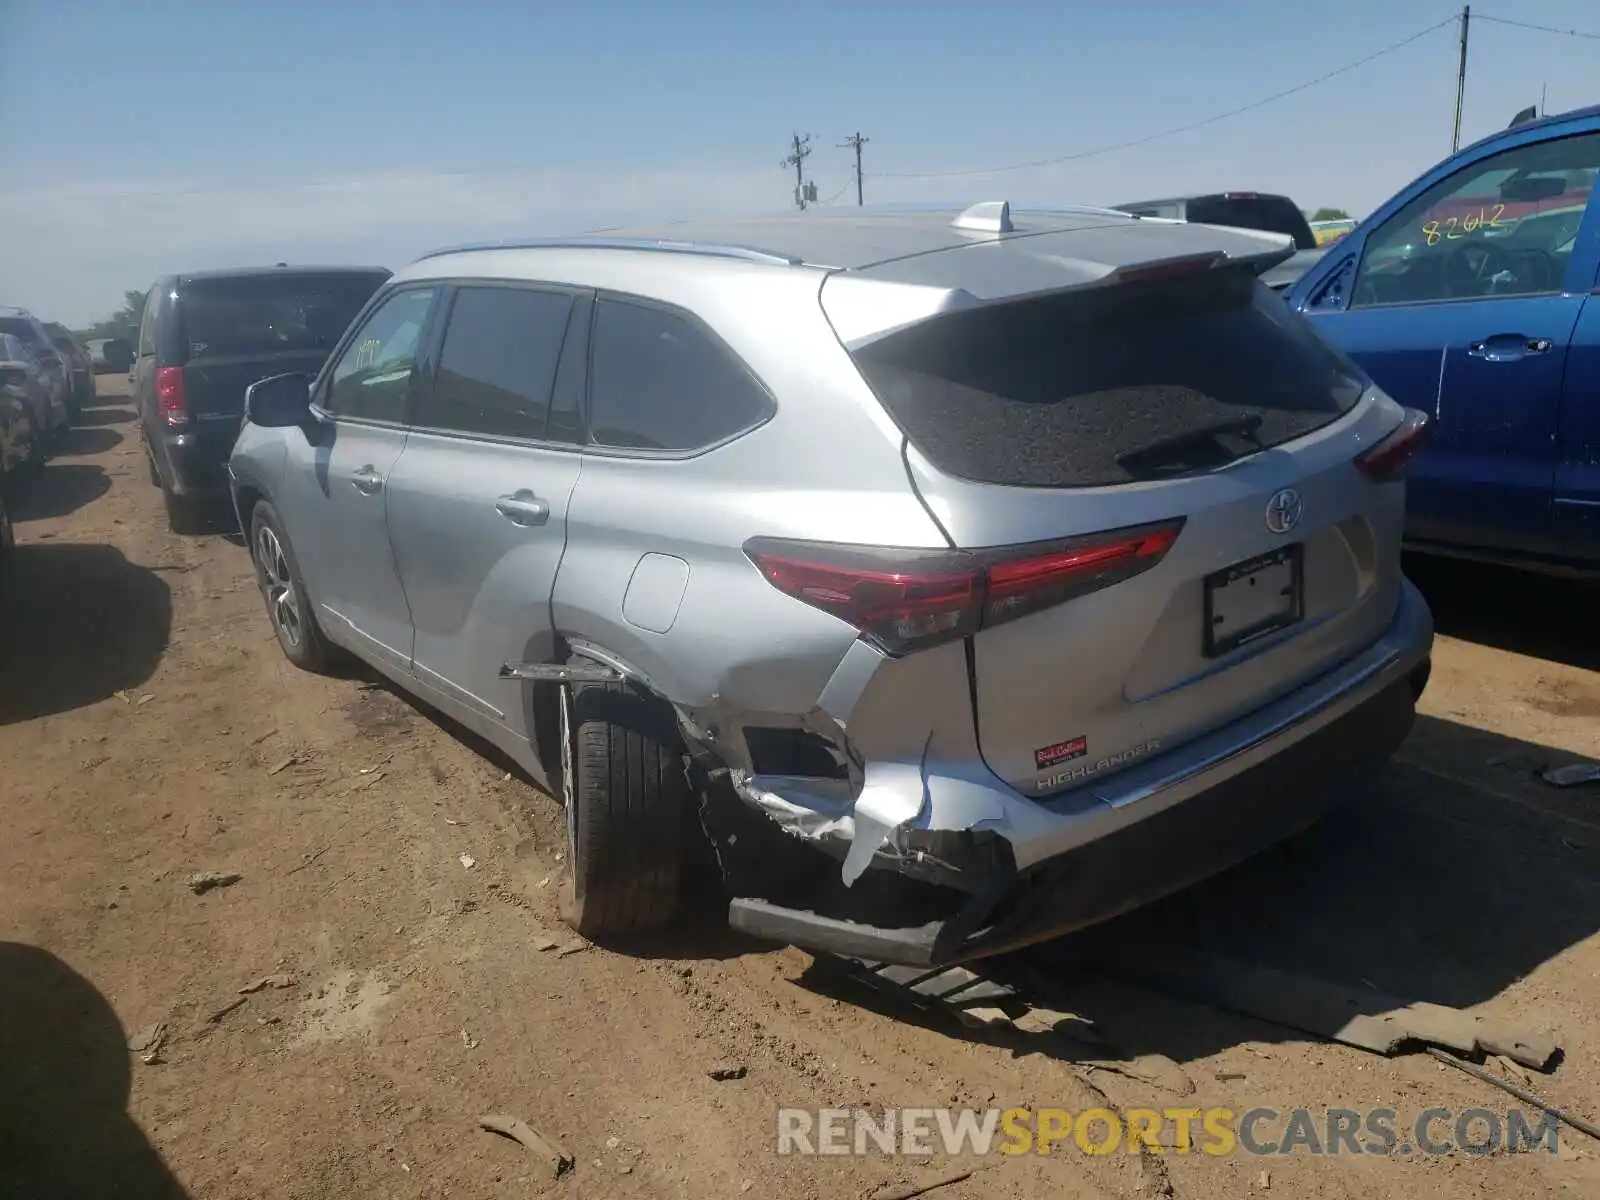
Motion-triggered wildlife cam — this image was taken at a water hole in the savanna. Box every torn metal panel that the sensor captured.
[842,755,933,886]
[727,769,856,843]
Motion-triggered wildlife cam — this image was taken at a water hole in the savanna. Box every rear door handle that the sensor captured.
[495,490,550,527]
[1467,335,1554,362]
[351,466,384,495]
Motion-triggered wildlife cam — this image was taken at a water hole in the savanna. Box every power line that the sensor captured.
[874,16,1457,180]
[1476,13,1600,41]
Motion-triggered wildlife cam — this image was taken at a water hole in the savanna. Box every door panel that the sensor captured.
[384,436,580,736]
[276,419,415,672]
[1298,129,1600,557]
[381,282,587,742]
[1556,295,1600,563]
[272,284,442,672]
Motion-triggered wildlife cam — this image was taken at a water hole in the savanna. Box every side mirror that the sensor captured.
[245,372,312,427]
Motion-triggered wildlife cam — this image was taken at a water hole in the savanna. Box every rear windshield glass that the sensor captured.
[177,271,389,360]
[851,268,1367,489]
[1186,197,1316,250]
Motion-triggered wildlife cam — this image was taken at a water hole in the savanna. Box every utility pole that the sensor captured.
[783,133,813,211]
[840,132,868,206]
[1451,5,1471,153]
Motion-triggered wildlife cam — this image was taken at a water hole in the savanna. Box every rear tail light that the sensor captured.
[744,519,1185,657]
[1354,407,1430,482]
[155,366,188,427]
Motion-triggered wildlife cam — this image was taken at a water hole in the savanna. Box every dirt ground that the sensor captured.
[2,377,1597,1200]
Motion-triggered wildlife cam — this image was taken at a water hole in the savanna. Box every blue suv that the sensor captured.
[1287,105,1600,574]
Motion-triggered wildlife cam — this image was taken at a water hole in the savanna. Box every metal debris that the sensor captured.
[238,973,296,994]
[1106,951,1560,1071]
[871,1169,974,1200]
[187,870,243,895]
[129,1022,168,1064]
[206,997,249,1024]
[1542,761,1600,788]
[707,1063,747,1081]
[1427,1047,1600,1143]
[478,1113,573,1178]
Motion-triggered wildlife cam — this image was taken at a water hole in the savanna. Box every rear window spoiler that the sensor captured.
[823,238,1299,351]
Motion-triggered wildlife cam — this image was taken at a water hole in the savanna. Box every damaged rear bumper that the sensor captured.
[728,578,1433,966]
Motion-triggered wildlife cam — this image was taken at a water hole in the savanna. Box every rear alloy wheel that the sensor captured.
[557,678,689,938]
[249,500,335,673]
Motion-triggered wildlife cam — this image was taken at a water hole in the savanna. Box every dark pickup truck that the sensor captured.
[1110,192,1327,291]
[134,265,390,532]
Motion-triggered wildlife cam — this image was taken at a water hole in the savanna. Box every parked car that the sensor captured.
[1286,104,1600,574]
[132,265,391,532]
[1110,192,1327,292]
[0,332,67,452]
[0,308,74,426]
[1311,218,1358,246]
[0,363,39,474]
[44,322,95,415]
[0,369,37,586]
[230,205,1435,962]
[86,337,134,374]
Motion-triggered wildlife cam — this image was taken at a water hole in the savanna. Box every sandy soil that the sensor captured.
[2,377,1597,1199]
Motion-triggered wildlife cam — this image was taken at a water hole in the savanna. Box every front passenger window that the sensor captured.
[1351,132,1600,309]
[324,287,438,422]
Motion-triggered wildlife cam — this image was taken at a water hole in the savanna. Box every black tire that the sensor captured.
[557,679,689,938]
[248,500,336,673]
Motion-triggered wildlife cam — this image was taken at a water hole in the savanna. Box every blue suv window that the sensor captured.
[1351,132,1600,308]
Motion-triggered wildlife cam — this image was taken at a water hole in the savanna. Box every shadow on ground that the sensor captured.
[8,463,112,521]
[794,713,1598,1076]
[0,543,171,724]
[793,560,1600,1073]
[54,427,124,457]
[1406,553,1598,672]
[0,943,188,1198]
[71,407,134,427]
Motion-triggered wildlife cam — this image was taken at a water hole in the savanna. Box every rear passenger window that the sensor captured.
[587,298,769,452]
[420,286,574,440]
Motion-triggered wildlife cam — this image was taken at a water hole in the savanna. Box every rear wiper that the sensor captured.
[1115,415,1265,475]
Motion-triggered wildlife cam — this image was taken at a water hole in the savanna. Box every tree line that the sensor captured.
[73,289,148,344]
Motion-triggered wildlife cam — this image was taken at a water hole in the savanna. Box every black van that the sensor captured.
[134,265,390,532]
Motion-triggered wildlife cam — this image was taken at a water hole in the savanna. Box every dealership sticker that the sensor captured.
[1035,736,1088,770]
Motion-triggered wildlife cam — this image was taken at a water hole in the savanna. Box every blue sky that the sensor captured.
[1,0,1596,325]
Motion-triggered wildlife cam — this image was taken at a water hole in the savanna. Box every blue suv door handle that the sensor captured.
[1467,335,1553,362]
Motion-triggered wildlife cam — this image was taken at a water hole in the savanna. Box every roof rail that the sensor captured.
[1040,203,1143,220]
[413,235,801,267]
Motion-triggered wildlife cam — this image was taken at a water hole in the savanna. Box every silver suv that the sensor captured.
[229,203,1434,966]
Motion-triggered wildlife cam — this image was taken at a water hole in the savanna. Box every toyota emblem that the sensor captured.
[1265,488,1304,535]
